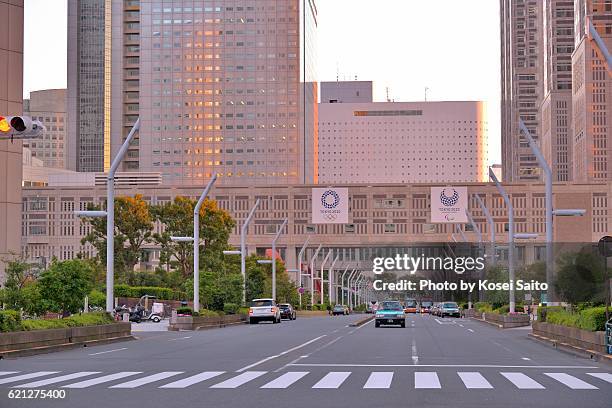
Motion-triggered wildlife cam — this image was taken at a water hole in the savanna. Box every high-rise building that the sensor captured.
[540,0,574,182]
[500,0,544,182]
[68,0,319,185]
[23,89,68,169]
[67,0,109,172]
[0,0,23,281]
[571,0,612,182]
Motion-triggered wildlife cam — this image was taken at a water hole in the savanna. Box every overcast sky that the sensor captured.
[23,0,501,164]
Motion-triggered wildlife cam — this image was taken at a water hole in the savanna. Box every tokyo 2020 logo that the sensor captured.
[321,190,340,209]
[440,188,459,207]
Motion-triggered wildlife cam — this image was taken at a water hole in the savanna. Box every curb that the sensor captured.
[528,332,612,365]
[470,317,504,329]
[0,335,135,359]
[349,315,374,327]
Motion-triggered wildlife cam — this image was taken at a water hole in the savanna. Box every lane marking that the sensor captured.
[544,373,598,389]
[458,324,464,327]
[168,336,192,341]
[0,372,59,385]
[411,338,419,365]
[467,329,475,333]
[63,372,142,388]
[260,371,309,389]
[210,371,267,388]
[88,347,128,356]
[0,372,19,376]
[348,319,373,334]
[159,371,225,388]
[289,363,598,369]
[458,372,493,389]
[110,372,183,388]
[521,357,531,361]
[312,371,351,389]
[415,372,441,389]
[587,373,612,384]
[14,372,100,388]
[500,372,545,389]
[236,335,326,372]
[363,372,393,389]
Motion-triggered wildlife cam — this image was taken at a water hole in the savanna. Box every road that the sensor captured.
[0,314,610,408]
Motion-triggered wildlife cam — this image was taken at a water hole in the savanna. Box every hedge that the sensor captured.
[1,312,115,332]
[113,285,187,301]
[545,307,607,331]
[223,303,240,315]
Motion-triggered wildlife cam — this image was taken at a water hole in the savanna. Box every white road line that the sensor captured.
[0,372,19,376]
[458,324,464,327]
[521,357,531,361]
[236,335,326,372]
[289,363,597,368]
[587,373,612,384]
[467,329,475,332]
[210,371,267,389]
[88,347,127,356]
[544,373,598,389]
[458,372,493,389]
[411,338,418,365]
[500,372,545,389]
[14,372,100,388]
[0,372,59,385]
[434,318,443,325]
[110,372,183,388]
[363,372,393,389]
[415,372,441,389]
[260,372,309,389]
[168,336,192,341]
[312,372,351,389]
[159,371,225,388]
[63,372,142,388]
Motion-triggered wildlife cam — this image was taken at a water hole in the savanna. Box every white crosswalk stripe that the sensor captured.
[312,372,351,389]
[0,372,59,385]
[14,372,100,388]
[63,372,143,388]
[415,372,441,389]
[500,372,545,389]
[109,372,183,388]
[159,372,225,389]
[544,373,598,390]
[458,372,493,389]
[0,372,19,376]
[363,372,394,389]
[587,373,612,384]
[260,372,309,389]
[210,371,267,389]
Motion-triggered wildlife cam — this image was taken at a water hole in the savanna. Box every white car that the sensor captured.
[249,298,281,324]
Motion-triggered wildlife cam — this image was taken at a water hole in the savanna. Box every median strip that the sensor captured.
[349,315,374,327]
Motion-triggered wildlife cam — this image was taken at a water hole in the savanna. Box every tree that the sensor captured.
[556,251,605,305]
[0,257,38,310]
[80,195,153,278]
[39,259,93,316]
[151,196,235,279]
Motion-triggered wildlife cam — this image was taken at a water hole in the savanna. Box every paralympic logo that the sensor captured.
[440,188,459,207]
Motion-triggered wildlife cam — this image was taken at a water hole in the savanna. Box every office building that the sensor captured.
[23,89,67,169]
[0,0,23,281]
[68,0,319,185]
[571,0,612,182]
[321,80,373,103]
[500,0,544,182]
[318,90,488,184]
[540,0,574,182]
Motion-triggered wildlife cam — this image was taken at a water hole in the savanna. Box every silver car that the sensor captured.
[249,298,282,324]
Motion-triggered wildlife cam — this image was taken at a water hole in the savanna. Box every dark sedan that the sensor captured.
[278,303,296,320]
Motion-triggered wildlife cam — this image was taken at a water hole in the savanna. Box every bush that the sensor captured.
[544,307,607,332]
[474,302,493,313]
[0,310,22,332]
[6,312,114,332]
[537,306,564,322]
[238,307,250,315]
[113,285,187,301]
[223,303,239,315]
[88,290,106,308]
[198,309,220,317]
[176,307,193,315]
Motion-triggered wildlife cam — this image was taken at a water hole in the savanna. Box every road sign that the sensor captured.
[298,287,304,294]
[598,236,612,257]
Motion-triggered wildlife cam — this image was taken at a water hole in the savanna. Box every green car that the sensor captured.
[375,300,406,328]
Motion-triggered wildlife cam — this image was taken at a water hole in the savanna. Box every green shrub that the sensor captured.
[113,285,187,301]
[223,303,240,315]
[198,309,219,317]
[88,290,106,308]
[0,310,22,332]
[537,306,564,322]
[238,307,250,315]
[176,307,193,315]
[577,307,607,331]
[474,302,493,313]
[16,312,113,332]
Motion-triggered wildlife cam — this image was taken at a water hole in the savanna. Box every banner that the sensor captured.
[312,187,349,224]
[430,186,468,223]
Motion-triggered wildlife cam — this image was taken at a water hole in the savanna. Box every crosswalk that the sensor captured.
[0,370,610,391]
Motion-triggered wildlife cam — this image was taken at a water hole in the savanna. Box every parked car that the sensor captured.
[249,298,281,324]
[375,300,406,328]
[278,303,296,320]
[404,299,418,314]
[332,304,348,316]
[440,301,461,318]
[420,301,433,314]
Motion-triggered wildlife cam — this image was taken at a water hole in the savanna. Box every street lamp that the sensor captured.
[295,236,311,284]
[339,265,350,304]
[327,255,339,304]
[222,199,260,305]
[475,194,496,266]
[309,244,322,308]
[257,218,287,300]
[75,118,140,313]
[342,268,355,306]
[318,250,332,305]
[454,224,468,242]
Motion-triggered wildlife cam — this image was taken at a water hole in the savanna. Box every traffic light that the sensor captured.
[0,115,45,142]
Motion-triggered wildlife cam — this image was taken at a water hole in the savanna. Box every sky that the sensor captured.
[23,0,501,164]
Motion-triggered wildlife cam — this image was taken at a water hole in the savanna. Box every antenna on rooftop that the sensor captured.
[425,86,430,101]
[385,87,391,102]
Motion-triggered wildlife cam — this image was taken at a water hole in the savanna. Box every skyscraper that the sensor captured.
[500,0,544,182]
[540,0,574,182]
[571,0,612,182]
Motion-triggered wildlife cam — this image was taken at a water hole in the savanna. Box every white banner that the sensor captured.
[312,188,349,224]
[430,186,468,223]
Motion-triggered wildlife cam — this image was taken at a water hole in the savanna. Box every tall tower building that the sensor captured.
[500,0,544,182]
[0,0,23,281]
[571,0,612,182]
[540,0,574,182]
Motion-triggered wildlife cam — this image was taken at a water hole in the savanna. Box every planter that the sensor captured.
[482,312,531,328]
[169,314,247,331]
[532,321,606,354]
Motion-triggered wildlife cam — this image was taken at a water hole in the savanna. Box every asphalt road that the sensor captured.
[0,314,610,408]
